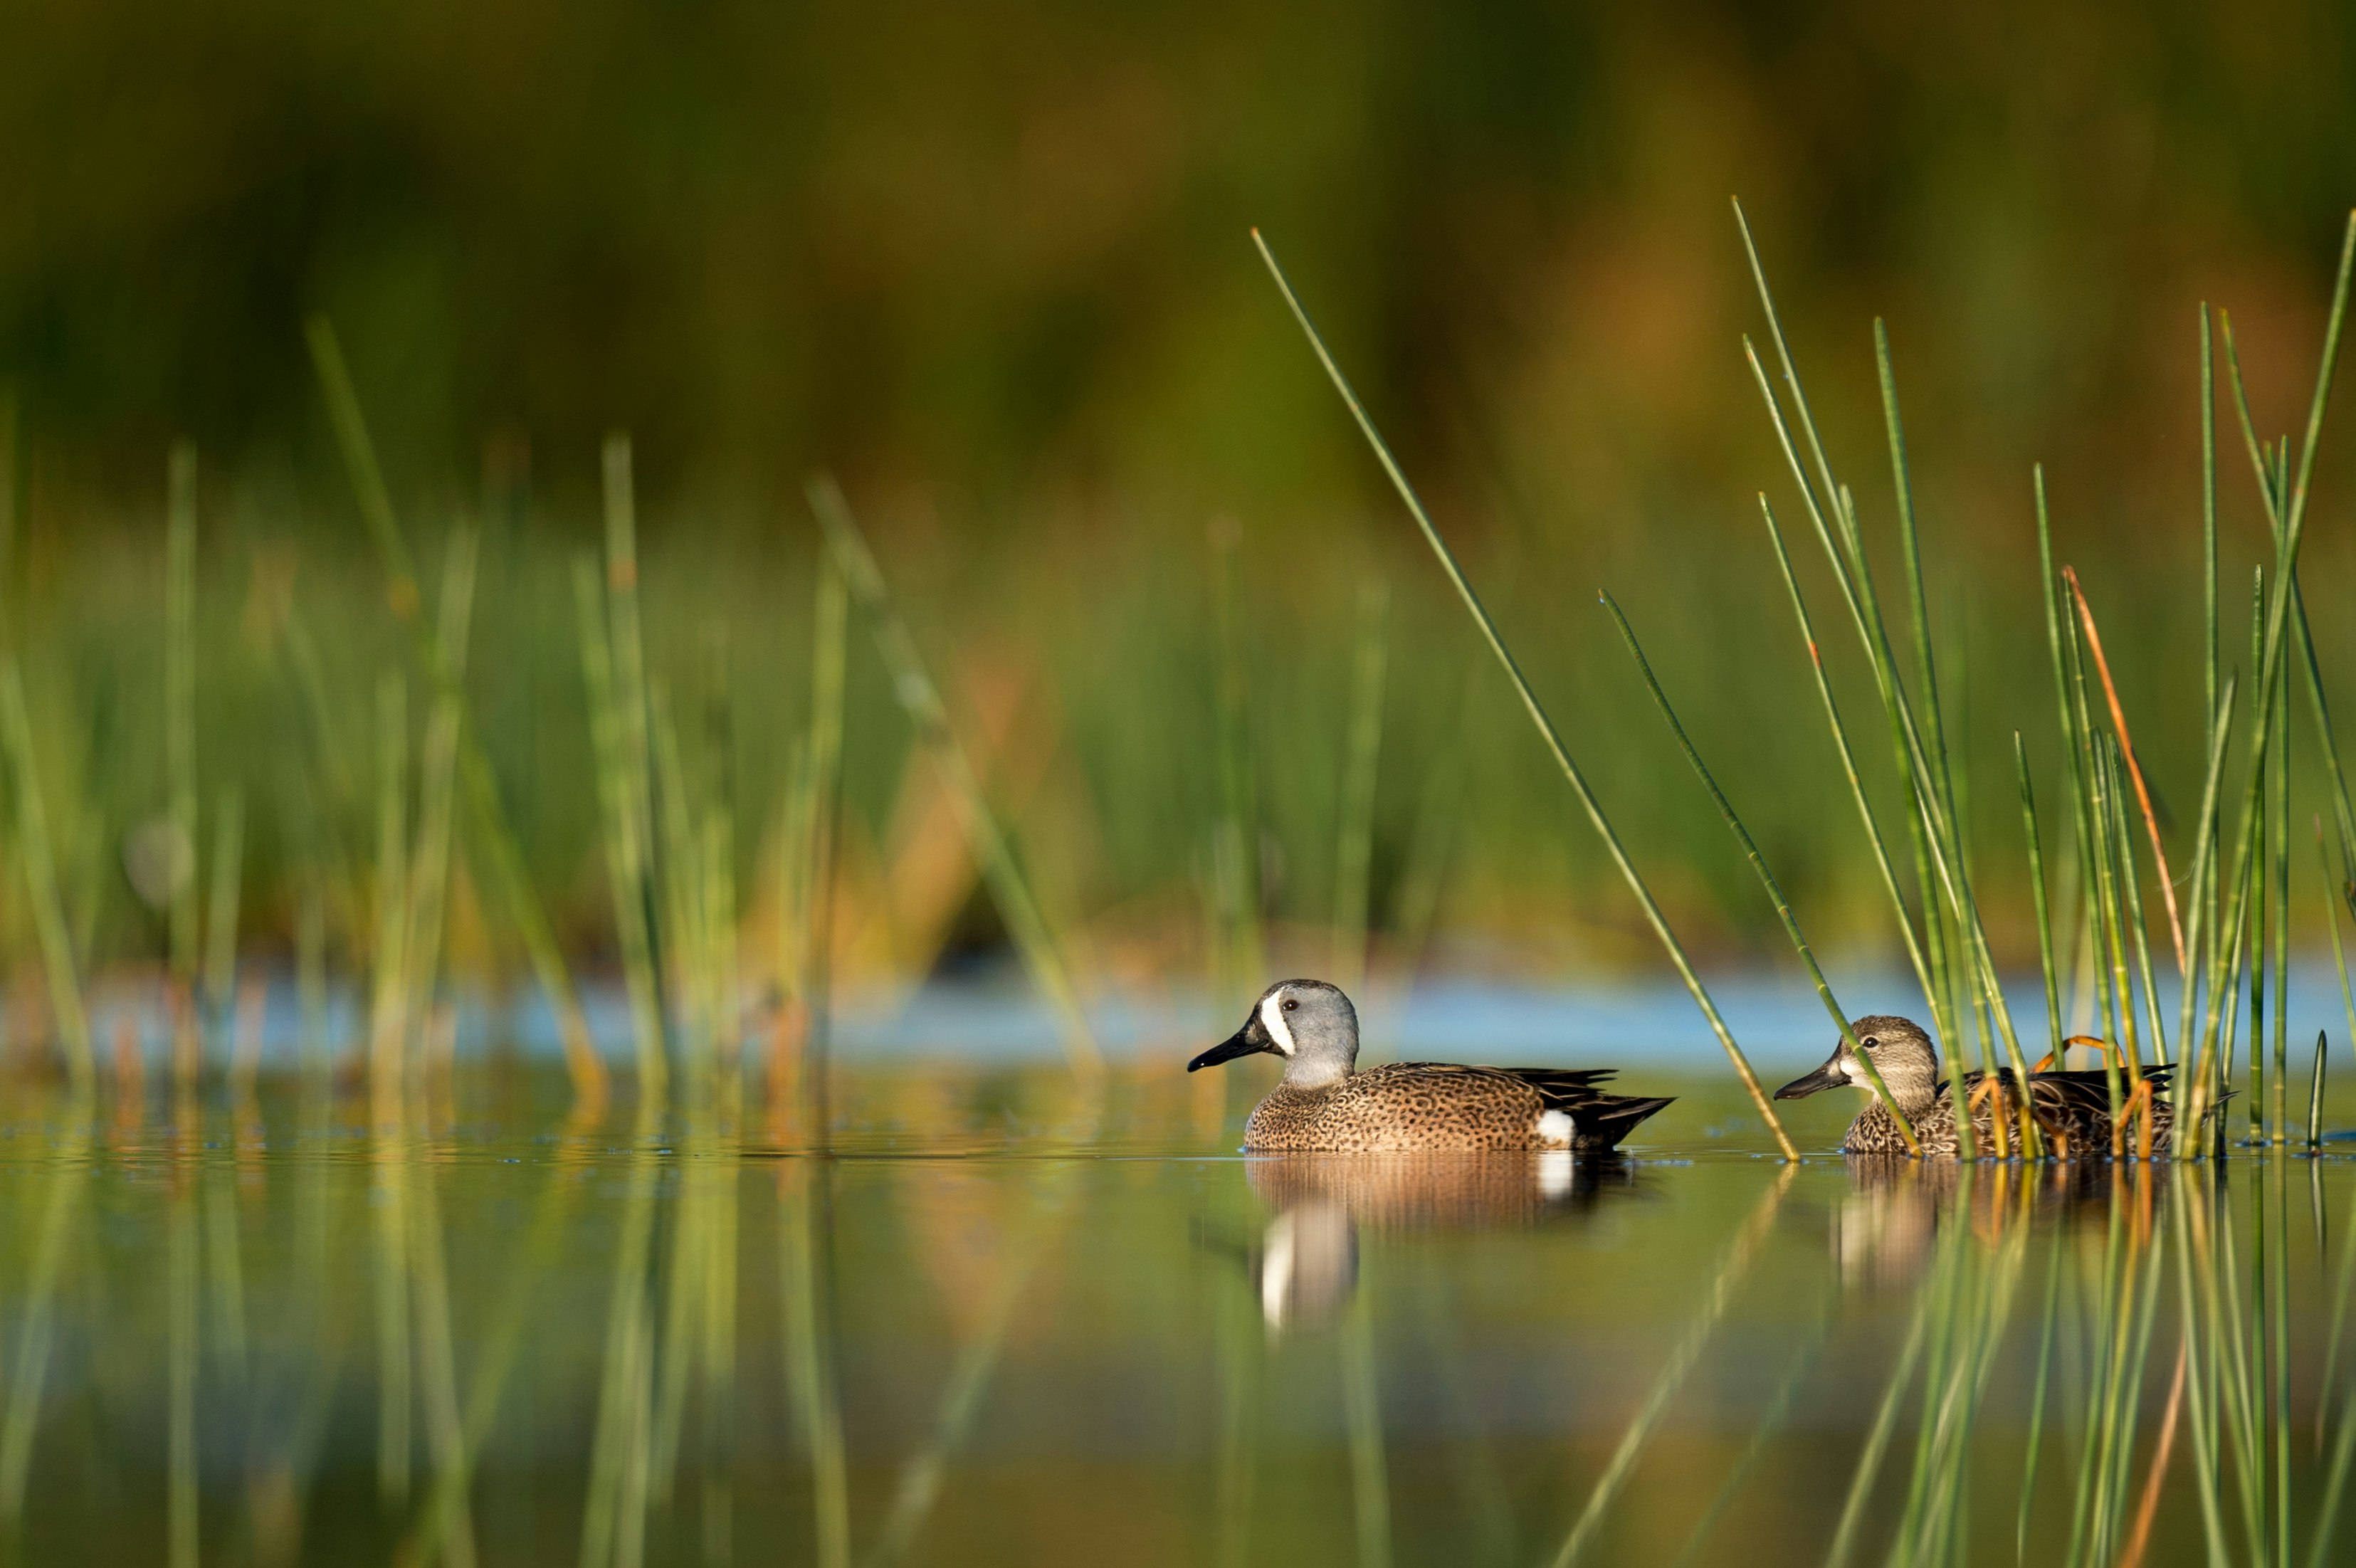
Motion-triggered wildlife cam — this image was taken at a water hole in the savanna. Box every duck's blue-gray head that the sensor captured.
[1187,979,1360,1089]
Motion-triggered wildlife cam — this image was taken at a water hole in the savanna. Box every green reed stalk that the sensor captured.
[866,1147,1098,1568]
[165,442,199,970]
[0,1116,90,1541]
[406,531,478,1113]
[0,664,94,1096]
[2018,735,2066,1058]
[2209,1179,2268,1562]
[778,557,847,1140]
[1733,231,2036,1130]
[1604,593,1919,1150]
[2251,573,2269,1143]
[201,788,244,1050]
[651,1129,712,1498]
[1878,321,1958,836]
[603,438,670,1110]
[695,1143,741,1555]
[575,557,667,1111]
[1340,1295,1394,1568]
[298,868,330,1095]
[1209,520,1267,1009]
[1758,499,1937,1020]
[2204,305,2220,833]
[401,1148,585,1566]
[1256,228,1799,1159]
[781,1164,851,1568]
[2069,611,2133,1085]
[2191,215,2356,1132]
[2105,737,2170,1071]
[1667,1317,1830,1568]
[305,317,610,1112]
[372,1135,414,1510]
[2221,290,2356,896]
[580,1142,661,1568]
[1545,1170,1789,1568]
[698,664,742,1123]
[2173,678,2241,1153]
[2167,1172,2233,1567]
[2261,1152,2292,1564]
[811,475,1105,1080]
[1876,325,1976,1088]
[2273,637,2293,1142]
[1332,576,1389,995]
[652,689,713,1107]
[369,675,412,1122]
[2018,1224,2068,1559]
[409,1154,480,1568]
[1824,1283,1932,1568]
[2063,1191,2135,1566]
[167,1179,198,1568]
[2326,823,2356,1145]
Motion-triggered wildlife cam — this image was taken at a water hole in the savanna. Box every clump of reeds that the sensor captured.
[1258,199,2356,1166]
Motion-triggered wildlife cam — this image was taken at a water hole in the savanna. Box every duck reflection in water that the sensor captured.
[1239,1152,1643,1330]
[1830,1154,2169,1291]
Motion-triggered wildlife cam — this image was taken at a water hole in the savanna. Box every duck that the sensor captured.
[1187,979,1674,1154]
[1772,1014,2177,1158]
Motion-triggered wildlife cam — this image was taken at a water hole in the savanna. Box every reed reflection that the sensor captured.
[1829,1154,2172,1292]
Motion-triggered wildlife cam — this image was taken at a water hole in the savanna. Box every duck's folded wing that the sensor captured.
[1994,1065,2176,1123]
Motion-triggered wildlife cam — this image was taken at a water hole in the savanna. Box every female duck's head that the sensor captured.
[1774,1014,1942,1116]
[1187,979,1360,1089]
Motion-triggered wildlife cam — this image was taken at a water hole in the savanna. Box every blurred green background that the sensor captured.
[4,0,2355,989]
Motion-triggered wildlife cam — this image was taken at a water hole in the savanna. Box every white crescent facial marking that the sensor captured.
[1260,991,1298,1056]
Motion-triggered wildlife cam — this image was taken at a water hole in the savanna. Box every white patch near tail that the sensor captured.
[1537,1149,1575,1198]
[1536,1108,1577,1149]
[1260,991,1298,1056]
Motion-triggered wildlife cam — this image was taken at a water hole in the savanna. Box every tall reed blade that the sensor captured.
[2016,733,2063,1058]
[165,443,200,1065]
[809,476,1105,1081]
[1603,592,1918,1150]
[575,557,667,1112]
[0,663,95,1098]
[2067,569,2186,972]
[777,556,848,1142]
[1332,575,1389,995]
[305,317,610,1113]
[1253,228,1797,1159]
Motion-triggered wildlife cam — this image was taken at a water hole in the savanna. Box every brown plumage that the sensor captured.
[1776,1014,2183,1158]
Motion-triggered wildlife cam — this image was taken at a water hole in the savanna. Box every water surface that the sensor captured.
[0,1065,2350,1565]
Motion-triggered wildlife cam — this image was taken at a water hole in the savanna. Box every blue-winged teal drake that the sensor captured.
[1187,979,1674,1154]
[1774,1014,2177,1157]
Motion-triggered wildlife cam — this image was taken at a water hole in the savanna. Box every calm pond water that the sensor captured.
[0,1063,2352,1566]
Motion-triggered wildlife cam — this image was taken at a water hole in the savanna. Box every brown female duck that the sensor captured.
[1774,1014,2177,1157]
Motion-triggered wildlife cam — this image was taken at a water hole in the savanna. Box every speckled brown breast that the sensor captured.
[1243,1063,1547,1153]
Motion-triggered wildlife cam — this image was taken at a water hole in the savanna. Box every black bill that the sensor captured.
[1188,1011,1275,1072]
[1774,1054,1849,1100]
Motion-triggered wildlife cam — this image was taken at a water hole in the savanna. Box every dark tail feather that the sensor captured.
[1568,1093,1675,1151]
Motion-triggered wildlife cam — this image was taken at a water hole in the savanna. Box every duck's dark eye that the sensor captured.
[1282,999,1298,1012]
[1862,1036,1879,1048]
